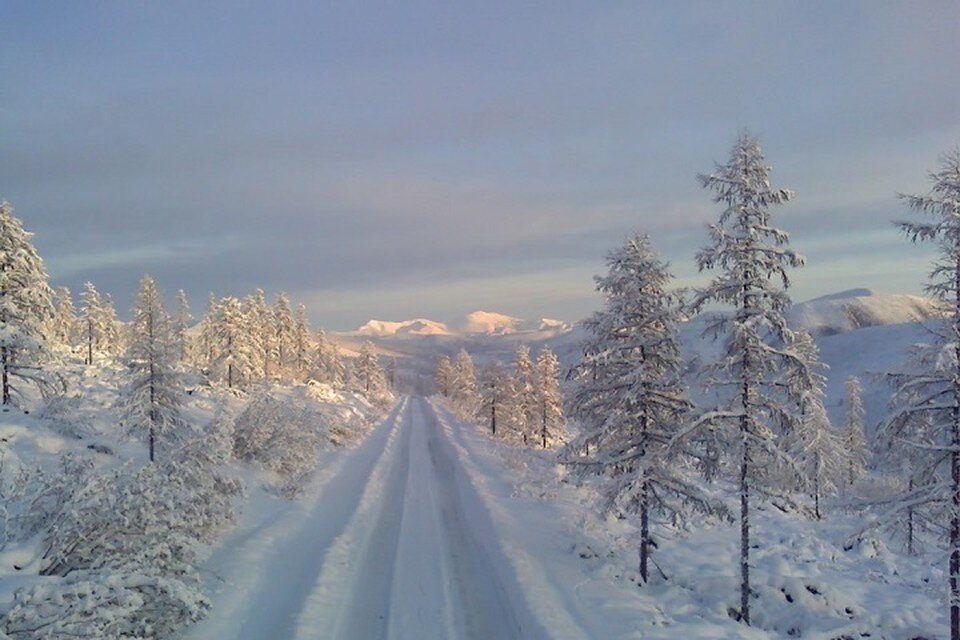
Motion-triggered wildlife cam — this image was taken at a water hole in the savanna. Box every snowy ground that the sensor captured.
[185,394,948,640]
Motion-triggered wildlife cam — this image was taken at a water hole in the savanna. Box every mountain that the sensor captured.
[453,311,525,335]
[349,311,572,339]
[355,318,453,337]
[788,288,943,335]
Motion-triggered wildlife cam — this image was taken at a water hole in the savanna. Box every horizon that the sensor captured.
[2,2,957,330]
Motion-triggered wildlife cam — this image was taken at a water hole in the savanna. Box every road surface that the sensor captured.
[186,396,568,640]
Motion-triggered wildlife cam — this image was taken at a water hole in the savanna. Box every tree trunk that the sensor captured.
[87,319,93,365]
[148,311,156,463]
[908,476,915,556]
[639,478,649,583]
[813,453,821,521]
[1,346,9,406]
[491,393,496,436]
[952,266,960,640]
[740,438,750,625]
[541,399,547,449]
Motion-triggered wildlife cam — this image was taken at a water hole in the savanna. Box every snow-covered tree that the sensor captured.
[293,303,311,381]
[353,341,386,398]
[685,133,806,624]
[843,376,868,487]
[435,355,454,397]
[0,201,56,406]
[479,362,508,436]
[196,293,219,371]
[50,286,78,354]
[881,148,960,639]
[245,288,274,382]
[80,282,104,365]
[507,345,538,445]
[784,332,847,519]
[327,342,346,389]
[174,289,192,364]
[209,297,256,388]
[450,349,479,418]
[567,232,722,582]
[101,293,124,357]
[535,346,564,449]
[124,275,185,462]
[273,293,296,382]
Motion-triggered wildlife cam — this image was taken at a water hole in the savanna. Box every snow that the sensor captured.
[355,318,454,337]
[454,310,525,335]
[789,289,942,336]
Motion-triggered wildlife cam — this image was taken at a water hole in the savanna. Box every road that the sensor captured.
[187,396,557,640]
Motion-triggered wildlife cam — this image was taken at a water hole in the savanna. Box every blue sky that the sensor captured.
[1,1,958,329]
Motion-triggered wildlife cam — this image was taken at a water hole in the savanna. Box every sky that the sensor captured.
[1,1,959,330]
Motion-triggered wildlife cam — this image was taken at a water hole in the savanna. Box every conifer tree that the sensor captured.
[451,349,479,418]
[174,289,191,364]
[51,286,78,355]
[274,293,295,382]
[686,133,806,624]
[293,303,311,381]
[511,345,538,445]
[197,293,219,372]
[80,282,104,366]
[479,362,507,436]
[327,342,346,389]
[210,297,256,388]
[567,232,720,583]
[435,356,454,397]
[125,275,184,462]
[535,346,564,449]
[884,148,960,640]
[246,289,273,382]
[843,376,868,487]
[0,201,56,406]
[100,294,123,358]
[353,341,385,396]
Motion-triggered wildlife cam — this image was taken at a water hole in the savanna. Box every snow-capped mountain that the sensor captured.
[788,288,943,335]
[453,311,525,335]
[355,318,453,337]
[348,311,572,339]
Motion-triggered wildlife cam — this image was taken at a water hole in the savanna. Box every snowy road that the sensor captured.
[187,396,560,640]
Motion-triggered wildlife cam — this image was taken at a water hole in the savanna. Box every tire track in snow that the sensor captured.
[429,400,593,640]
[294,397,415,639]
[383,397,458,639]
[185,397,409,640]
